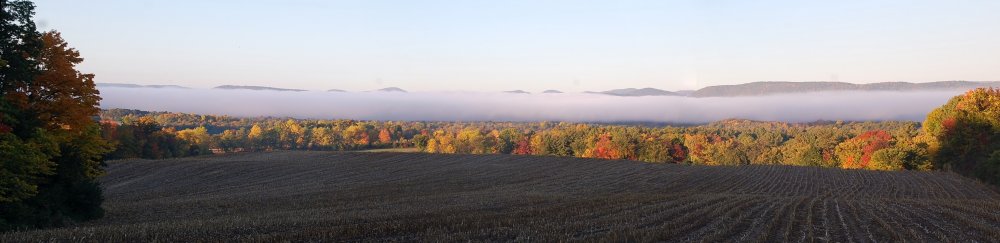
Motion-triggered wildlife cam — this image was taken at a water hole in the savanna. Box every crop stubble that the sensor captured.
[2,151,998,242]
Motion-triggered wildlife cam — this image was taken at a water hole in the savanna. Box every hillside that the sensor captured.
[691,81,1000,97]
[4,151,998,241]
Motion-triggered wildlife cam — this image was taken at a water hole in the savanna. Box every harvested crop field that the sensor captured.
[3,151,999,242]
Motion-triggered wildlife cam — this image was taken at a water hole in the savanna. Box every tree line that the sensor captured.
[100,111,928,170]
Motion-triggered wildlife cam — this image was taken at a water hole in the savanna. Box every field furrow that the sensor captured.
[3,151,998,242]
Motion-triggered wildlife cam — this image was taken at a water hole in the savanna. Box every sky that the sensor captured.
[33,0,1000,92]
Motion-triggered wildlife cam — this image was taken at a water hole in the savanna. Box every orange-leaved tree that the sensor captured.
[835,130,894,170]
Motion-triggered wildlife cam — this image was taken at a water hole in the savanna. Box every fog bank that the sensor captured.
[97,88,966,123]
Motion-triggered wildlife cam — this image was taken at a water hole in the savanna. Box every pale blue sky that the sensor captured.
[33,0,1000,92]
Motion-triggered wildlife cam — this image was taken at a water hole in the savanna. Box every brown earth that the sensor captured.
[3,151,999,242]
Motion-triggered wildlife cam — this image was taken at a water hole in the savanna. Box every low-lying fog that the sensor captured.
[98,88,967,123]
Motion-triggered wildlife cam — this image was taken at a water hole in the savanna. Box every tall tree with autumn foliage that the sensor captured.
[1,0,110,230]
[923,88,1000,184]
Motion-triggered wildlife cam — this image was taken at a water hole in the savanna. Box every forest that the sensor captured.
[97,87,1000,186]
[99,109,927,170]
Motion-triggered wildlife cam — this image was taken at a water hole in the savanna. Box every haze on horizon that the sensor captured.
[98,87,966,123]
[33,0,1000,92]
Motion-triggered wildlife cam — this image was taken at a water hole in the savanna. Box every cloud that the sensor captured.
[97,88,964,123]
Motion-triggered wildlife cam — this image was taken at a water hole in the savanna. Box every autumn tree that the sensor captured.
[216,128,246,152]
[835,130,895,170]
[741,131,784,165]
[1,1,111,230]
[378,128,392,145]
[531,129,572,157]
[513,133,533,155]
[100,118,186,159]
[246,124,264,151]
[483,130,500,154]
[288,120,308,149]
[637,133,687,163]
[778,131,841,167]
[433,130,456,153]
[588,133,620,159]
[454,128,485,154]
[891,134,932,171]
[684,133,746,165]
[309,126,336,149]
[923,88,1000,184]
[412,134,429,150]
[342,123,373,149]
[176,126,211,155]
[425,137,440,153]
[609,128,641,160]
[276,119,306,149]
[496,128,521,154]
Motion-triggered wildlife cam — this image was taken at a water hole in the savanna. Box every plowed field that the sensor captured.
[3,151,998,242]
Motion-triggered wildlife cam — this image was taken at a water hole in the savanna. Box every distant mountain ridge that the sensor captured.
[99,81,1000,97]
[691,81,1000,97]
[375,87,407,92]
[586,88,680,97]
[214,85,306,92]
[504,90,530,94]
[97,83,190,89]
[673,90,696,96]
